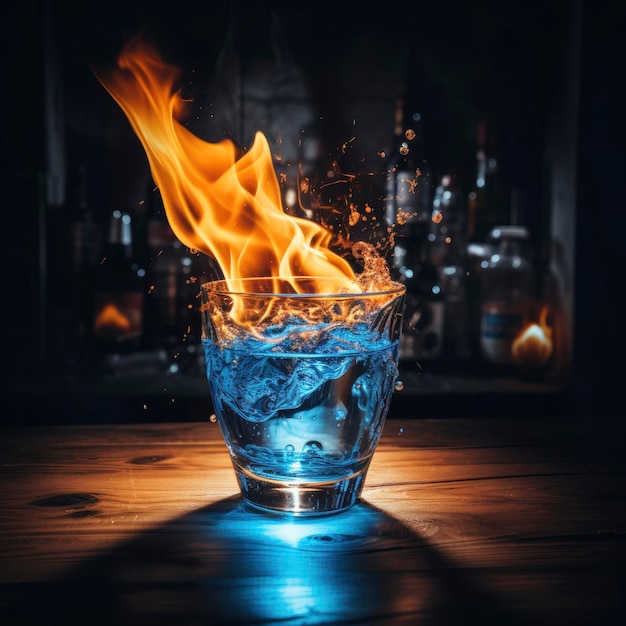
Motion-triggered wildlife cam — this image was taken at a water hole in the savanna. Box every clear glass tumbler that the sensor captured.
[200,277,405,515]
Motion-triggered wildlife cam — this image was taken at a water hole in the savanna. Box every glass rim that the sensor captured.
[200,276,406,299]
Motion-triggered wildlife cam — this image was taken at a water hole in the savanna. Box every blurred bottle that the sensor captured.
[91,210,145,355]
[428,174,466,270]
[400,249,444,364]
[384,98,438,363]
[466,241,494,367]
[466,120,502,243]
[49,164,100,376]
[429,174,470,367]
[69,165,99,343]
[145,210,180,349]
[144,200,209,373]
[385,98,432,270]
[480,225,534,367]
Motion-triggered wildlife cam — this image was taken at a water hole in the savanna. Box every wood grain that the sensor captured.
[1,417,625,625]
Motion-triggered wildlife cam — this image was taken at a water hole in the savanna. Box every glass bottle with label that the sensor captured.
[480,225,534,367]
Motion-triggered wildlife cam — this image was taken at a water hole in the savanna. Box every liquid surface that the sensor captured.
[203,323,399,482]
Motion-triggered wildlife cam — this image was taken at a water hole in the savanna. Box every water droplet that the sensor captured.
[395,380,405,392]
[303,441,323,455]
[209,414,217,423]
[284,444,295,456]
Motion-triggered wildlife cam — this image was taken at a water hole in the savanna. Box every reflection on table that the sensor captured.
[1,416,624,625]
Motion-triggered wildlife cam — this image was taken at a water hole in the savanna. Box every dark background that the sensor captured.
[1,1,625,422]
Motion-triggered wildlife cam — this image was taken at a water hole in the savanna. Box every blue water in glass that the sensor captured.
[203,323,399,486]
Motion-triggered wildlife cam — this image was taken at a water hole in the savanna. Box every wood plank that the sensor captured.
[1,417,625,625]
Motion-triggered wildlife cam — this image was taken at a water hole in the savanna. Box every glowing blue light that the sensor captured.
[276,583,315,617]
[189,501,416,623]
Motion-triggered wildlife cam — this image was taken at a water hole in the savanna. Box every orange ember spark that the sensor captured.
[93,35,380,295]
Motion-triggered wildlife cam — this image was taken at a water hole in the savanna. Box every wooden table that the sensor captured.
[1,416,625,625]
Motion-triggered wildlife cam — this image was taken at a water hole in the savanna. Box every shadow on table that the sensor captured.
[2,497,521,625]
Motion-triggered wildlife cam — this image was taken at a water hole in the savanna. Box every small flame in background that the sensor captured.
[511,306,553,369]
[95,304,131,334]
[93,296,142,340]
[93,36,394,300]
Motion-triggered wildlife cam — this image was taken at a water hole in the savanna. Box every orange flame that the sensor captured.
[94,303,134,337]
[511,306,553,369]
[93,36,377,295]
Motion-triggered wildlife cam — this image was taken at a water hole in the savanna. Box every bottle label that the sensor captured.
[480,309,524,364]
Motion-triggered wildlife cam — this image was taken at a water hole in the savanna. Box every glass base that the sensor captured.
[232,462,369,516]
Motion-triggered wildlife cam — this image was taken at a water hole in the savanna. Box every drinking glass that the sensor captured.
[200,277,405,515]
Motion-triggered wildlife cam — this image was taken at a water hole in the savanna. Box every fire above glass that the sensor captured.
[95,36,406,514]
[201,277,405,515]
